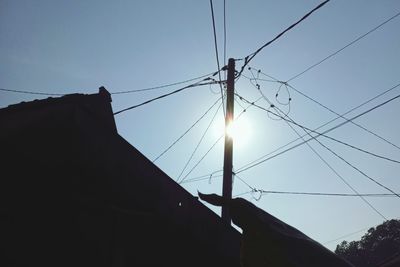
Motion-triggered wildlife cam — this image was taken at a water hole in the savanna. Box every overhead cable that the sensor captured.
[113,79,218,115]
[322,219,400,245]
[248,80,388,220]
[242,190,398,198]
[236,92,400,213]
[153,96,222,162]
[237,92,400,166]
[178,135,224,184]
[317,141,400,199]
[223,0,227,80]
[235,89,400,173]
[237,79,400,172]
[210,0,226,115]
[0,88,64,96]
[111,72,217,94]
[0,72,220,97]
[179,98,261,184]
[287,10,400,82]
[180,170,223,184]
[236,0,330,78]
[284,79,400,151]
[176,100,223,182]
[251,67,400,150]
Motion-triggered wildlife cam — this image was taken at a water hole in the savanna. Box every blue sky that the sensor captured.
[1,0,400,251]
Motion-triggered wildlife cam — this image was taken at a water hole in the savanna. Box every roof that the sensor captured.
[199,192,355,267]
[0,87,117,132]
[0,88,240,267]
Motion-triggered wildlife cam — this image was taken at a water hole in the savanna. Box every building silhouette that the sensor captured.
[1,88,356,267]
[0,88,240,266]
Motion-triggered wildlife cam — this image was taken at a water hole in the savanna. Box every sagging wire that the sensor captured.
[180,95,264,185]
[234,172,263,201]
[247,67,292,120]
[254,66,400,152]
[176,98,224,182]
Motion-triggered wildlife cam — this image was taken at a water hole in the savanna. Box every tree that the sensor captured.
[335,219,400,267]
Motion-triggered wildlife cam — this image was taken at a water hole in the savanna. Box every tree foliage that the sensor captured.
[335,219,400,267]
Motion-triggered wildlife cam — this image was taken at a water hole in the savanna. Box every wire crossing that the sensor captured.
[235,91,400,219]
[153,97,222,162]
[247,77,388,220]
[252,89,400,164]
[242,190,398,198]
[240,78,400,173]
[176,100,223,182]
[235,90,400,174]
[236,0,330,78]
[178,97,261,184]
[236,93,400,165]
[111,72,218,94]
[209,0,226,115]
[113,79,218,115]
[287,10,400,82]
[322,217,400,245]
[0,72,220,97]
[251,67,400,151]
[0,88,65,96]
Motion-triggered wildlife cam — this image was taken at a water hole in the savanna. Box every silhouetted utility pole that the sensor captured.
[222,58,235,225]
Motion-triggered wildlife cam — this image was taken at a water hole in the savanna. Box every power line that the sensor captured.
[153,96,222,162]
[111,72,217,94]
[179,98,259,184]
[179,95,263,185]
[178,91,256,184]
[176,99,223,182]
[0,72,220,97]
[179,135,224,184]
[209,0,226,116]
[286,81,400,151]
[245,190,398,198]
[287,10,400,82]
[237,77,400,173]
[253,68,400,151]
[180,170,223,184]
[113,79,218,115]
[247,68,292,117]
[233,173,395,223]
[249,81,388,220]
[322,218,400,246]
[235,82,400,171]
[318,141,400,199]
[223,0,227,81]
[233,173,255,191]
[233,191,252,198]
[237,92,400,166]
[236,0,330,78]
[319,132,400,164]
[0,88,65,96]
[277,113,390,220]
[235,89,400,174]
[323,226,375,246]
[236,91,400,206]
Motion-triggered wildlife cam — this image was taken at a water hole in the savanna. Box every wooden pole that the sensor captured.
[222,58,235,224]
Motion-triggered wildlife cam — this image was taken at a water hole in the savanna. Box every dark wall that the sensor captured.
[0,96,240,267]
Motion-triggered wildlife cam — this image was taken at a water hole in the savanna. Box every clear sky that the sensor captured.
[1,0,399,251]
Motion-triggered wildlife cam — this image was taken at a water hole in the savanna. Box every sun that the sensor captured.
[223,117,252,148]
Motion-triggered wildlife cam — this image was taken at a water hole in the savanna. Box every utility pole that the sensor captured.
[222,58,235,224]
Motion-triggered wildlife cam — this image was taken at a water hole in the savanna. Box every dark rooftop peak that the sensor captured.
[1,86,117,132]
[98,86,112,103]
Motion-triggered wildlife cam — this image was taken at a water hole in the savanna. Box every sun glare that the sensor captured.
[223,117,252,148]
